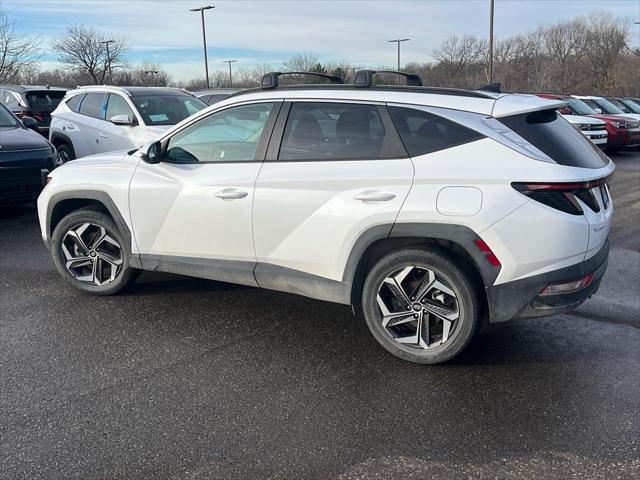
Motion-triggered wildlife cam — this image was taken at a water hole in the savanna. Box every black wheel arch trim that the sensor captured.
[45,190,139,267]
[343,222,500,291]
[50,132,74,150]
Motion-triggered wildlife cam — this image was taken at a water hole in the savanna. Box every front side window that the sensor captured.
[79,93,106,118]
[131,94,206,126]
[389,106,485,156]
[278,102,405,161]
[165,102,275,163]
[106,94,135,122]
[499,109,608,169]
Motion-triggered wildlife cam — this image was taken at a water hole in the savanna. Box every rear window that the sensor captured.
[499,109,608,169]
[25,91,65,112]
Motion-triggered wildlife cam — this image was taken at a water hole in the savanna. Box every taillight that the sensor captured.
[512,176,611,215]
[539,273,594,296]
[474,239,501,267]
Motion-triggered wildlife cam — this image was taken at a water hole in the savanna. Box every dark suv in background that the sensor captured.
[0,85,67,136]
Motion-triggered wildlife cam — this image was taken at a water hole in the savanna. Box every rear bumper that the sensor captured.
[487,241,609,323]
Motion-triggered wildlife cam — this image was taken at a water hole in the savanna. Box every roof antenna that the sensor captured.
[478,82,501,93]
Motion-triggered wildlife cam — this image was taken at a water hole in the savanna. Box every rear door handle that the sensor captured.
[215,188,248,200]
[354,191,396,202]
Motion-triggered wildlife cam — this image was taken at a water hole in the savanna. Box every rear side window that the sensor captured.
[278,102,406,161]
[389,106,485,156]
[499,109,608,169]
[66,94,85,112]
[79,93,106,119]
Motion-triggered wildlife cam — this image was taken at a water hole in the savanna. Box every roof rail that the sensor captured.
[478,82,501,93]
[354,70,422,88]
[261,71,343,89]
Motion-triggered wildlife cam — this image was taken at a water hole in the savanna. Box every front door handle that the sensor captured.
[354,190,396,202]
[98,133,108,138]
[215,188,248,200]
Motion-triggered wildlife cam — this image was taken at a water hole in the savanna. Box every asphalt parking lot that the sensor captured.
[1,151,639,479]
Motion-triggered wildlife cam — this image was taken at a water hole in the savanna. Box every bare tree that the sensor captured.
[114,62,172,87]
[51,26,128,85]
[542,18,588,92]
[0,5,41,83]
[583,12,630,93]
[432,35,486,88]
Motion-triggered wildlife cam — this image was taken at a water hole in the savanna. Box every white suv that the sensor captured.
[37,71,614,364]
[49,86,207,163]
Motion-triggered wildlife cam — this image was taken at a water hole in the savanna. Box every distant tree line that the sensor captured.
[2,3,637,96]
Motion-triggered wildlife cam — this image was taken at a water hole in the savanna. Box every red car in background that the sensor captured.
[537,93,640,150]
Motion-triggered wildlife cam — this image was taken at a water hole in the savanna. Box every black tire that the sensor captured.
[50,208,139,295]
[362,248,480,364]
[56,142,76,164]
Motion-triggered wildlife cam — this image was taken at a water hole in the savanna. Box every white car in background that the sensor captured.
[49,86,207,163]
[573,95,640,123]
[560,113,607,147]
[536,94,607,147]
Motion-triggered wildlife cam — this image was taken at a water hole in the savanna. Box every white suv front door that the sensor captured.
[252,101,414,289]
[95,94,142,153]
[128,101,281,286]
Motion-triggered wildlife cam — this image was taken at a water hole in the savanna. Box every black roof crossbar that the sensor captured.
[261,71,344,89]
[354,70,423,88]
[478,82,502,93]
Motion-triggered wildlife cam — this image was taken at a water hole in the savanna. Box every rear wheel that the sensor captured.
[362,248,480,364]
[50,209,138,295]
[56,142,76,165]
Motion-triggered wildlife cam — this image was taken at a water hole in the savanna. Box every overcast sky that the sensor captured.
[5,0,640,81]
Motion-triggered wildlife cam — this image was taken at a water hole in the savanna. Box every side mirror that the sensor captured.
[559,107,572,115]
[22,116,38,130]
[594,108,603,114]
[110,114,134,126]
[141,141,162,164]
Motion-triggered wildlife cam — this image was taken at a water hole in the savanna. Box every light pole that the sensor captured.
[489,0,495,83]
[145,70,159,86]
[100,39,115,84]
[388,38,410,84]
[222,60,237,87]
[190,5,215,89]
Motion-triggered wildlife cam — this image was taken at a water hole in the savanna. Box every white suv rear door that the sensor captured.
[129,101,282,286]
[252,101,414,285]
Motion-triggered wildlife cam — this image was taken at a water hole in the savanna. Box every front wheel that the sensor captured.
[362,248,481,364]
[50,209,138,295]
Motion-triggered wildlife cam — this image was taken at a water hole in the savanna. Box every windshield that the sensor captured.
[25,91,65,113]
[131,94,207,126]
[592,98,625,115]
[620,99,640,114]
[0,104,19,128]
[568,99,596,116]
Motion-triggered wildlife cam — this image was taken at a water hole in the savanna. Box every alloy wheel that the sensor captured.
[376,265,460,349]
[61,223,123,286]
